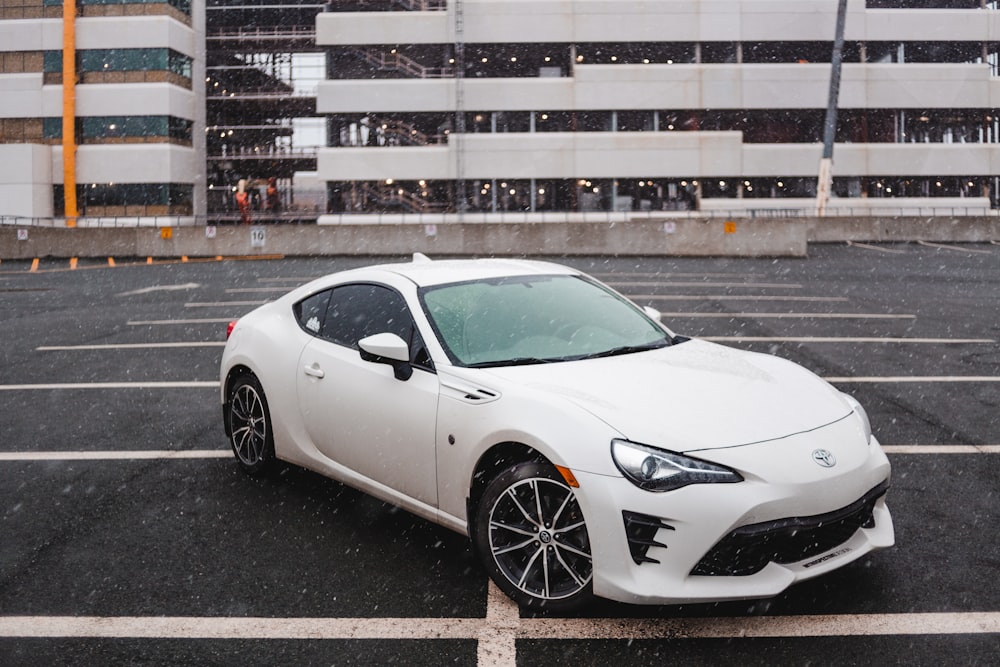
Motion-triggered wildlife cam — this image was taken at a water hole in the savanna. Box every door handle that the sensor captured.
[303,364,325,379]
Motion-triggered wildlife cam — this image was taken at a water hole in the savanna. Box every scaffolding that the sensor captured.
[205,0,326,221]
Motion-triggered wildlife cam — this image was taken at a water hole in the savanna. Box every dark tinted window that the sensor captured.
[294,289,332,335]
[322,283,432,369]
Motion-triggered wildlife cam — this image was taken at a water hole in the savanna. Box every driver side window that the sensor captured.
[321,283,433,370]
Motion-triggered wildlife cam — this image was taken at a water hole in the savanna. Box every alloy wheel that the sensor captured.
[487,476,593,602]
[230,382,268,466]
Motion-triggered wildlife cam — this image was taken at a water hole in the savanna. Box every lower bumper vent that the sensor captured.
[691,479,889,577]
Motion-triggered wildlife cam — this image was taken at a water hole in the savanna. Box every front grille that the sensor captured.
[691,479,889,577]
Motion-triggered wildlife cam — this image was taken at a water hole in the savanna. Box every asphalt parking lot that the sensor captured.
[1,242,998,665]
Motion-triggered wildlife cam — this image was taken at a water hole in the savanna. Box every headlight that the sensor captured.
[611,439,743,492]
[842,393,872,445]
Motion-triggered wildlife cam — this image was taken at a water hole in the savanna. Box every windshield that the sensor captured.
[419,274,671,367]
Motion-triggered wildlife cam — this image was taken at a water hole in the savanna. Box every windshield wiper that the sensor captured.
[584,340,671,360]
[467,356,554,368]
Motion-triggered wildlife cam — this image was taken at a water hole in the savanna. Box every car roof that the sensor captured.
[375,255,581,288]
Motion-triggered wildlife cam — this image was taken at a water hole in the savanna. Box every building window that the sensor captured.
[43,48,192,87]
[700,43,738,64]
[866,1,986,8]
[0,51,43,74]
[0,118,45,143]
[55,182,194,216]
[573,43,696,66]
[865,41,987,64]
[42,115,193,145]
[41,0,191,17]
[1,0,54,20]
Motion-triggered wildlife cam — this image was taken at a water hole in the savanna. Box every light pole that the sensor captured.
[816,0,849,217]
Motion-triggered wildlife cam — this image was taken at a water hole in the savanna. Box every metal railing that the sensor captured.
[206,87,317,100]
[208,145,319,159]
[207,25,317,41]
[396,0,447,9]
[366,116,447,146]
[5,205,997,229]
[359,183,448,214]
[354,48,454,79]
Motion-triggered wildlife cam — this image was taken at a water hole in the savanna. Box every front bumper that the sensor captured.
[690,478,889,577]
[573,422,894,605]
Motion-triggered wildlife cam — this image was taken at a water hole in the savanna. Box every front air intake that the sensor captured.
[622,511,675,565]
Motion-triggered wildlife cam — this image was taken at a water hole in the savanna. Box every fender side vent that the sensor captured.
[440,377,502,404]
[464,389,497,401]
[623,511,675,565]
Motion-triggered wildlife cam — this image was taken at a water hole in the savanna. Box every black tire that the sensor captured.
[473,461,593,611]
[227,374,275,475]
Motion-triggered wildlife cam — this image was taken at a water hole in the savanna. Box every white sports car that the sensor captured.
[220,255,893,610]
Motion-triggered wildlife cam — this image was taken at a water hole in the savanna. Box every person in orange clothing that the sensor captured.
[235,179,251,224]
[265,176,281,217]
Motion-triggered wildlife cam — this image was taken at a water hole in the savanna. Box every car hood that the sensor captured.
[480,339,851,452]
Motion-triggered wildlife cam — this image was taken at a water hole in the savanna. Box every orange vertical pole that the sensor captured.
[62,0,78,226]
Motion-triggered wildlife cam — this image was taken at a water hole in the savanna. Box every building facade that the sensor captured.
[316,0,1000,218]
[1,0,998,222]
[0,0,204,220]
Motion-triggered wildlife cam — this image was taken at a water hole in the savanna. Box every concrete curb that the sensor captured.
[1,219,807,259]
[3,216,999,260]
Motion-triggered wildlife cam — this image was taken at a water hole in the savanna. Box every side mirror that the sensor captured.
[358,332,413,381]
[642,305,687,343]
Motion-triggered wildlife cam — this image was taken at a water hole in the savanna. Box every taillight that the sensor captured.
[226,320,238,339]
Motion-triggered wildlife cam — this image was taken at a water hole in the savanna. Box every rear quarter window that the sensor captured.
[293,289,332,335]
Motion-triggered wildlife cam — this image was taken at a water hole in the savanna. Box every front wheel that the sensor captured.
[227,374,275,475]
[473,462,593,611]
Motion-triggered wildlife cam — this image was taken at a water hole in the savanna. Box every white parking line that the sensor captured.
[825,376,1000,383]
[846,241,907,254]
[608,281,803,289]
[593,272,770,279]
[0,450,231,461]
[1,584,997,667]
[36,342,226,351]
[185,301,268,308]
[882,445,1000,454]
[661,312,915,319]
[917,241,994,255]
[633,295,850,302]
[117,283,202,296]
[479,581,519,666]
[0,381,219,391]
[257,277,322,283]
[702,337,996,344]
[521,611,1000,640]
[128,318,234,326]
[0,609,997,642]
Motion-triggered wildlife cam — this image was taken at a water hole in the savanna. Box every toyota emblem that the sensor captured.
[812,449,837,468]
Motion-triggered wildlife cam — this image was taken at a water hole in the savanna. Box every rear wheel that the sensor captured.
[227,374,274,475]
[473,461,593,611]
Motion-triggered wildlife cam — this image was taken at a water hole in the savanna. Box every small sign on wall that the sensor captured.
[160,227,173,240]
[17,229,28,241]
[724,221,738,234]
[205,225,217,239]
[250,226,266,248]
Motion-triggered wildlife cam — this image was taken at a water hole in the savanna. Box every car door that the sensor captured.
[295,282,439,506]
